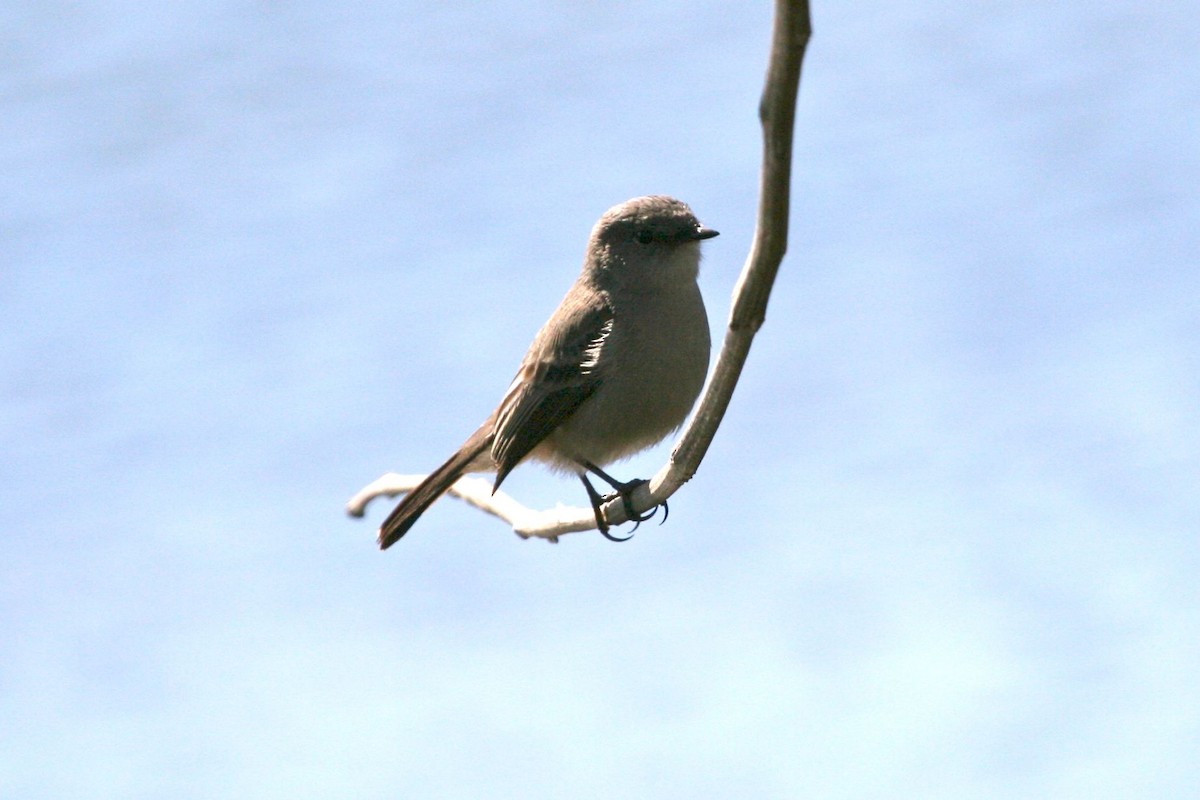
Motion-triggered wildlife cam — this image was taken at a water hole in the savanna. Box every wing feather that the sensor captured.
[490,291,614,488]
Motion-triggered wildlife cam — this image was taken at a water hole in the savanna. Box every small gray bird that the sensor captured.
[378,195,717,548]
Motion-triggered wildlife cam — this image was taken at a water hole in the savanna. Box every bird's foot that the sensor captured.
[578,463,668,541]
[602,478,668,533]
[579,473,633,541]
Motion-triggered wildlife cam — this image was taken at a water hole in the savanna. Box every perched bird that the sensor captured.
[378,195,717,548]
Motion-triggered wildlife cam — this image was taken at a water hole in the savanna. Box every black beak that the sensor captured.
[692,226,719,240]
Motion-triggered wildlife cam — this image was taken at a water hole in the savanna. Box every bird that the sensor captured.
[378,195,717,548]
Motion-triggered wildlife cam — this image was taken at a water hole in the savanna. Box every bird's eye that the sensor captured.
[636,230,654,244]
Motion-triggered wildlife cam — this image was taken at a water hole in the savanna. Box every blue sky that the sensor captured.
[3,1,1198,797]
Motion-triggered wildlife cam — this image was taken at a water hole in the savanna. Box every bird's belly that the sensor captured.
[542,287,710,468]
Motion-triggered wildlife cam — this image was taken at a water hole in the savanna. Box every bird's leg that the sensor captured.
[579,473,633,542]
[578,460,667,533]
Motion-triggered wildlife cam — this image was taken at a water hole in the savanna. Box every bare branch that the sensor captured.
[655,0,811,496]
[348,0,812,540]
[346,473,601,542]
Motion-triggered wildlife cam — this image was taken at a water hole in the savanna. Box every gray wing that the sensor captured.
[490,289,615,489]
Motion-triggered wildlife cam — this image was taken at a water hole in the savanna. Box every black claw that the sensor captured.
[578,461,673,543]
[579,473,612,537]
[614,480,656,523]
[600,526,634,542]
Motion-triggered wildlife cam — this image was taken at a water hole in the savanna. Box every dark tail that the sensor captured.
[377,425,493,549]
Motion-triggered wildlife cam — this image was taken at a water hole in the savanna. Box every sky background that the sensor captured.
[3,1,1198,797]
